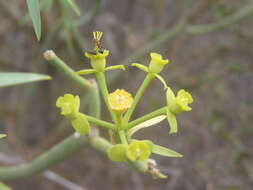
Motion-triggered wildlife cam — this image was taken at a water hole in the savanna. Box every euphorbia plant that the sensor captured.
[55,31,194,178]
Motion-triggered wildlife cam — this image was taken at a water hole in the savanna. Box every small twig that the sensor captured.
[187,1,253,34]
[123,16,186,65]
[43,171,87,190]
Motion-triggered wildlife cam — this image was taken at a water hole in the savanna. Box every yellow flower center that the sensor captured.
[108,89,133,114]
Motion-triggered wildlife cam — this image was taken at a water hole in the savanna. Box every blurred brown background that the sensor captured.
[0,0,253,189]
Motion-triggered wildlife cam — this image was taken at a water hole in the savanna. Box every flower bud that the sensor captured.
[148,53,169,74]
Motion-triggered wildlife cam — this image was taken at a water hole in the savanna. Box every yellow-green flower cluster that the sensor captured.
[56,94,90,135]
[53,31,194,179]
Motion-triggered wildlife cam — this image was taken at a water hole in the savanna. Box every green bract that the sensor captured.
[126,141,151,161]
[148,52,169,74]
[56,94,80,118]
[85,50,109,72]
[107,144,128,162]
[71,113,90,135]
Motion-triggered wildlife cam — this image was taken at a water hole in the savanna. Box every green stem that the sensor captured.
[84,114,115,130]
[0,136,148,181]
[0,134,87,180]
[124,73,155,123]
[124,107,167,130]
[118,130,128,145]
[87,81,101,118]
[115,115,128,144]
[95,72,117,122]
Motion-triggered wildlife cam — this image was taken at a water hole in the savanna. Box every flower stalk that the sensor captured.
[95,72,117,122]
[124,73,155,123]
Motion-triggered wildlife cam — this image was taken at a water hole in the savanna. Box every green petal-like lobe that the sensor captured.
[71,113,90,135]
[167,109,178,134]
[107,144,128,162]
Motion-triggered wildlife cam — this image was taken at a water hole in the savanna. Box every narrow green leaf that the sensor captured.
[26,0,41,40]
[152,144,183,157]
[128,115,166,138]
[0,182,12,190]
[167,109,178,134]
[0,72,51,88]
[0,134,7,139]
[67,0,81,16]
